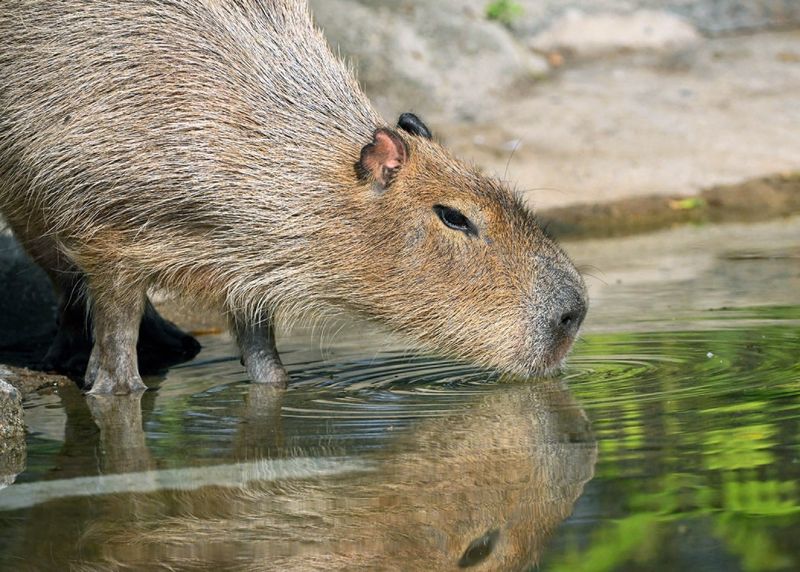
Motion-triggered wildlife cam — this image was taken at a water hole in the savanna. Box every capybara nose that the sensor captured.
[552,296,587,340]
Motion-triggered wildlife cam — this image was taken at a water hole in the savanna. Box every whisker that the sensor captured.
[581,272,607,286]
[503,138,522,181]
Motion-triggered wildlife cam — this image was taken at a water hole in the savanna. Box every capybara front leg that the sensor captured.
[85,285,147,395]
[232,314,288,387]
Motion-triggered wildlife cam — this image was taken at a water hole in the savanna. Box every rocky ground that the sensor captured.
[0,373,27,487]
[444,30,800,212]
[312,0,800,214]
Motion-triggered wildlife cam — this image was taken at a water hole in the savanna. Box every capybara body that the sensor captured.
[0,0,587,393]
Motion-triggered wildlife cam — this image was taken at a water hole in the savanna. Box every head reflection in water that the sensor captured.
[71,379,596,571]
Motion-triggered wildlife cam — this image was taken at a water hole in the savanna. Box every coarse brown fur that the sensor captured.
[0,0,587,393]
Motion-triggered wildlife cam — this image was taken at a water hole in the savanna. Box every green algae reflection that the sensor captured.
[543,306,800,572]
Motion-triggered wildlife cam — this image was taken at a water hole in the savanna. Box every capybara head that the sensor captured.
[338,115,587,376]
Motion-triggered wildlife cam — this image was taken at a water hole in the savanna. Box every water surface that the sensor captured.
[1,218,798,571]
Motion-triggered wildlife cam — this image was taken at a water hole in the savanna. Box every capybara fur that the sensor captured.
[0,0,587,394]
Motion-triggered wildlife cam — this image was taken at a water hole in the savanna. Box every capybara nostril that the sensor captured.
[560,311,576,329]
[559,307,585,337]
[552,296,587,340]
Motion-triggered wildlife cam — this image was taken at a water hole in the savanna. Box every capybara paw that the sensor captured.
[86,369,147,395]
[248,360,289,388]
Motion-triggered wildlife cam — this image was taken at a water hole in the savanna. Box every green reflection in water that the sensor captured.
[1,305,798,571]
[544,309,799,572]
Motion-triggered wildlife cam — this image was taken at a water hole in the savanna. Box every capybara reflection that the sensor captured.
[68,379,595,571]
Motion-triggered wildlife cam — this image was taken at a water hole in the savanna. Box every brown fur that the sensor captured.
[0,0,587,393]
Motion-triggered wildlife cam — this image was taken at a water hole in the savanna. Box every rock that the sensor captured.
[510,1,800,38]
[638,0,800,35]
[307,0,800,124]
[0,372,26,487]
[310,0,549,122]
[530,9,702,58]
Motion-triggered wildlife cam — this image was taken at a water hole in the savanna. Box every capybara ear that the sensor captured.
[356,128,408,189]
[397,112,432,139]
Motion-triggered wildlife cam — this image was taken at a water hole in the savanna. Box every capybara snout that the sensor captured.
[523,260,588,373]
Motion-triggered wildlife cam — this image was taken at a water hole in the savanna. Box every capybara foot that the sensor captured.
[248,358,289,387]
[233,317,288,387]
[86,367,147,395]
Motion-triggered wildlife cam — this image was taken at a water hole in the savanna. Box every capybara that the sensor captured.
[0,0,587,394]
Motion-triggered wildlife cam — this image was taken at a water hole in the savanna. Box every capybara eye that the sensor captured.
[458,529,499,568]
[433,205,477,237]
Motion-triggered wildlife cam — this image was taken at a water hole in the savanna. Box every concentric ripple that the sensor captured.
[119,305,795,464]
[13,303,796,477]
[567,327,798,407]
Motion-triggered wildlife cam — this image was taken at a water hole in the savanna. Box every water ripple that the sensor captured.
[160,313,798,427]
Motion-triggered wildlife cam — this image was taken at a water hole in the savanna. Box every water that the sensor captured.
[1,218,798,571]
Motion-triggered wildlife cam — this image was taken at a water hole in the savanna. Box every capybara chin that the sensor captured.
[0,0,587,394]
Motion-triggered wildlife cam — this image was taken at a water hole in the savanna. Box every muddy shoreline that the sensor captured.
[540,172,800,240]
